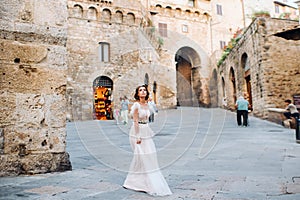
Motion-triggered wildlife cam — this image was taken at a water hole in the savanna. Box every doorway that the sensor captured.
[241,53,252,110]
[93,76,113,120]
[229,67,237,107]
[245,72,252,110]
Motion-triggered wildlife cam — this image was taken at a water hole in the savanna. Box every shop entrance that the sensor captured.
[93,76,113,120]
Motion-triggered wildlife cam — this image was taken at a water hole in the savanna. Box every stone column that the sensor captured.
[0,0,71,176]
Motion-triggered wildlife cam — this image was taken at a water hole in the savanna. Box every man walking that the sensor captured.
[235,95,249,127]
[148,97,158,123]
[283,99,299,120]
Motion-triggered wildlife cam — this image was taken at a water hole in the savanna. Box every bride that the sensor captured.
[123,85,172,196]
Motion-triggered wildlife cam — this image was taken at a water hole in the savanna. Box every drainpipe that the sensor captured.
[296,1,300,24]
[240,0,246,28]
[209,17,213,54]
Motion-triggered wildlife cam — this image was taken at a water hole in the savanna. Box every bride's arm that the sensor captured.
[133,106,141,144]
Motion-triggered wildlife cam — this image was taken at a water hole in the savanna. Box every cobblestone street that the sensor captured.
[1,108,300,200]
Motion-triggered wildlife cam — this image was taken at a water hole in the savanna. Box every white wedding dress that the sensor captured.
[123,102,172,196]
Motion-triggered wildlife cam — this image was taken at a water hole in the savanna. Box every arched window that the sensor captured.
[87,7,97,20]
[175,8,182,14]
[73,5,83,18]
[102,8,111,21]
[93,76,113,88]
[98,42,110,62]
[127,13,135,24]
[166,6,172,15]
[115,11,123,23]
[241,53,250,71]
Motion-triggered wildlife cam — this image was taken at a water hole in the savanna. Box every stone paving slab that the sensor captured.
[0,108,300,200]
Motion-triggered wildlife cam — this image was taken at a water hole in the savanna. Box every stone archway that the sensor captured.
[222,77,226,98]
[93,76,113,120]
[209,69,218,107]
[241,53,252,109]
[229,67,237,109]
[175,46,201,106]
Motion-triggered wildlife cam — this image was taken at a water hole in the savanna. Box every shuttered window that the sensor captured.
[98,42,110,62]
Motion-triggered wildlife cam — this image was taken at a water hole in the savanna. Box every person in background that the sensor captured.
[222,97,227,109]
[114,104,120,124]
[235,95,249,127]
[148,97,158,123]
[120,96,129,125]
[283,99,299,120]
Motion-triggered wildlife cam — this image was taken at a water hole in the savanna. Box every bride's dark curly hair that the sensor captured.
[134,85,149,100]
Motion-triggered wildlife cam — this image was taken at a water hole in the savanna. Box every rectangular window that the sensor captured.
[182,24,188,33]
[216,4,222,15]
[220,41,226,50]
[159,23,168,37]
[98,42,110,62]
[188,0,195,7]
[275,5,279,13]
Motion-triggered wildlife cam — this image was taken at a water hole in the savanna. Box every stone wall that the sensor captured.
[0,0,71,176]
[67,0,215,120]
[217,17,300,122]
[67,0,155,120]
[67,1,300,121]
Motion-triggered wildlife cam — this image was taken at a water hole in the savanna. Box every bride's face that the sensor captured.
[138,87,147,98]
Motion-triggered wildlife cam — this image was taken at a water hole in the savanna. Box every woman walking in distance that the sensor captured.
[123,85,172,196]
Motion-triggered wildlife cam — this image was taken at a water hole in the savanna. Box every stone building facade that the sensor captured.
[67,0,233,120]
[0,0,299,176]
[0,0,71,176]
[68,0,300,120]
[67,0,205,120]
[216,17,300,121]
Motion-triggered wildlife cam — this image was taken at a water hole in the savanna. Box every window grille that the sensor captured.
[159,23,168,37]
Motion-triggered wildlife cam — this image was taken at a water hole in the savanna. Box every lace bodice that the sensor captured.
[130,102,150,121]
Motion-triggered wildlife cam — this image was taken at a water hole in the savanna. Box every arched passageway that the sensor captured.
[209,69,218,107]
[175,47,202,107]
